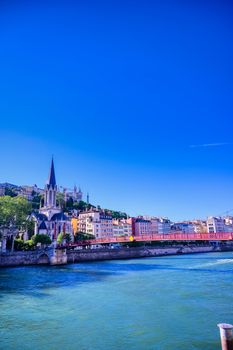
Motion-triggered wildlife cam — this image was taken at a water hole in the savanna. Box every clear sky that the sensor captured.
[0,0,233,221]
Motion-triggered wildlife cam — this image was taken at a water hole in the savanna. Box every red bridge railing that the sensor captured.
[67,232,233,247]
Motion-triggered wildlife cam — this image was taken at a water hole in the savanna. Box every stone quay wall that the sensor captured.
[66,245,221,263]
[1,244,232,267]
[0,250,50,267]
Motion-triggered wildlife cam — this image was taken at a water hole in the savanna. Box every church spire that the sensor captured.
[48,157,56,188]
[39,157,61,220]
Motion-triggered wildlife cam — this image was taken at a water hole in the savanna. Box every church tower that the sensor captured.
[77,186,83,202]
[73,184,77,201]
[44,158,57,208]
[40,158,61,220]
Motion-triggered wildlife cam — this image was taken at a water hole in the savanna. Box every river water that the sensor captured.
[0,252,233,350]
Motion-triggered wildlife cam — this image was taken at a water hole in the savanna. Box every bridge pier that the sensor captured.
[49,248,67,265]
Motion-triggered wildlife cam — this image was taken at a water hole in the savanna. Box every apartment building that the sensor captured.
[207,217,225,233]
[78,211,113,238]
[171,222,195,234]
[191,220,207,233]
[157,218,171,234]
[134,218,151,235]
[112,219,132,237]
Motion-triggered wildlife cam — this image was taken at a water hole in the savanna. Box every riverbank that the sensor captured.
[1,243,233,267]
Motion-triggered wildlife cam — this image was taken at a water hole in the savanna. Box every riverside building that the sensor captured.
[78,210,113,238]
[157,218,171,234]
[112,219,132,237]
[191,220,208,233]
[224,216,233,232]
[133,218,152,236]
[207,217,225,233]
[143,217,171,235]
[171,222,195,234]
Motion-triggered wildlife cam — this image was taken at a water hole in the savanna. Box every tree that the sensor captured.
[4,187,17,197]
[23,239,36,250]
[33,234,51,245]
[65,233,72,243]
[14,238,36,251]
[0,196,31,251]
[57,232,64,244]
[31,194,42,210]
[0,196,31,229]
[26,219,35,239]
[14,238,25,251]
[66,197,74,209]
[75,200,87,211]
[74,231,95,242]
[105,209,127,219]
[56,192,65,210]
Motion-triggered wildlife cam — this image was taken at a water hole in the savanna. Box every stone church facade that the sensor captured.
[31,159,72,240]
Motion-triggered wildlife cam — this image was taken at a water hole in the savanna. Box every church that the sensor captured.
[31,159,72,240]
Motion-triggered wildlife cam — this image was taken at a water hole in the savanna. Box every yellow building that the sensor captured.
[71,217,79,235]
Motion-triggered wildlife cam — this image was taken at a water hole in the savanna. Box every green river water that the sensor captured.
[0,251,233,350]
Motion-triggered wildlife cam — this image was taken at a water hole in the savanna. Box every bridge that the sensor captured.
[65,232,233,247]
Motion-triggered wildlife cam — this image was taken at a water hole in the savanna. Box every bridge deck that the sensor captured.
[66,232,233,247]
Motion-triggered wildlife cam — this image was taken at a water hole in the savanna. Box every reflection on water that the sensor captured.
[0,252,233,350]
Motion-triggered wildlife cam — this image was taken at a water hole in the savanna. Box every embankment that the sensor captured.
[0,250,50,267]
[1,244,233,267]
[66,245,223,263]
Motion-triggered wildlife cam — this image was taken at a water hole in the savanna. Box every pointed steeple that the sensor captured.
[40,157,61,219]
[48,157,56,188]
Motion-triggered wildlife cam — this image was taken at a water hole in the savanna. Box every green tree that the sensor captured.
[56,192,65,210]
[105,210,127,219]
[23,239,36,250]
[31,194,42,210]
[14,238,25,251]
[76,200,87,211]
[33,234,51,245]
[66,197,74,209]
[14,238,36,251]
[57,232,64,244]
[26,219,35,239]
[0,195,34,252]
[4,187,17,197]
[74,231,95,242]
[65,233,72,243]
[0,196,31,229]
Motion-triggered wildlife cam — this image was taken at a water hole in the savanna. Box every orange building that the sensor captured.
[71,217,79,236]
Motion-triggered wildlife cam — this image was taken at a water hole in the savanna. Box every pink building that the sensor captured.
[134,218,152,236]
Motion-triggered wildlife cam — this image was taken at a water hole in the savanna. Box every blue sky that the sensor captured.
[0,0,233,220]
